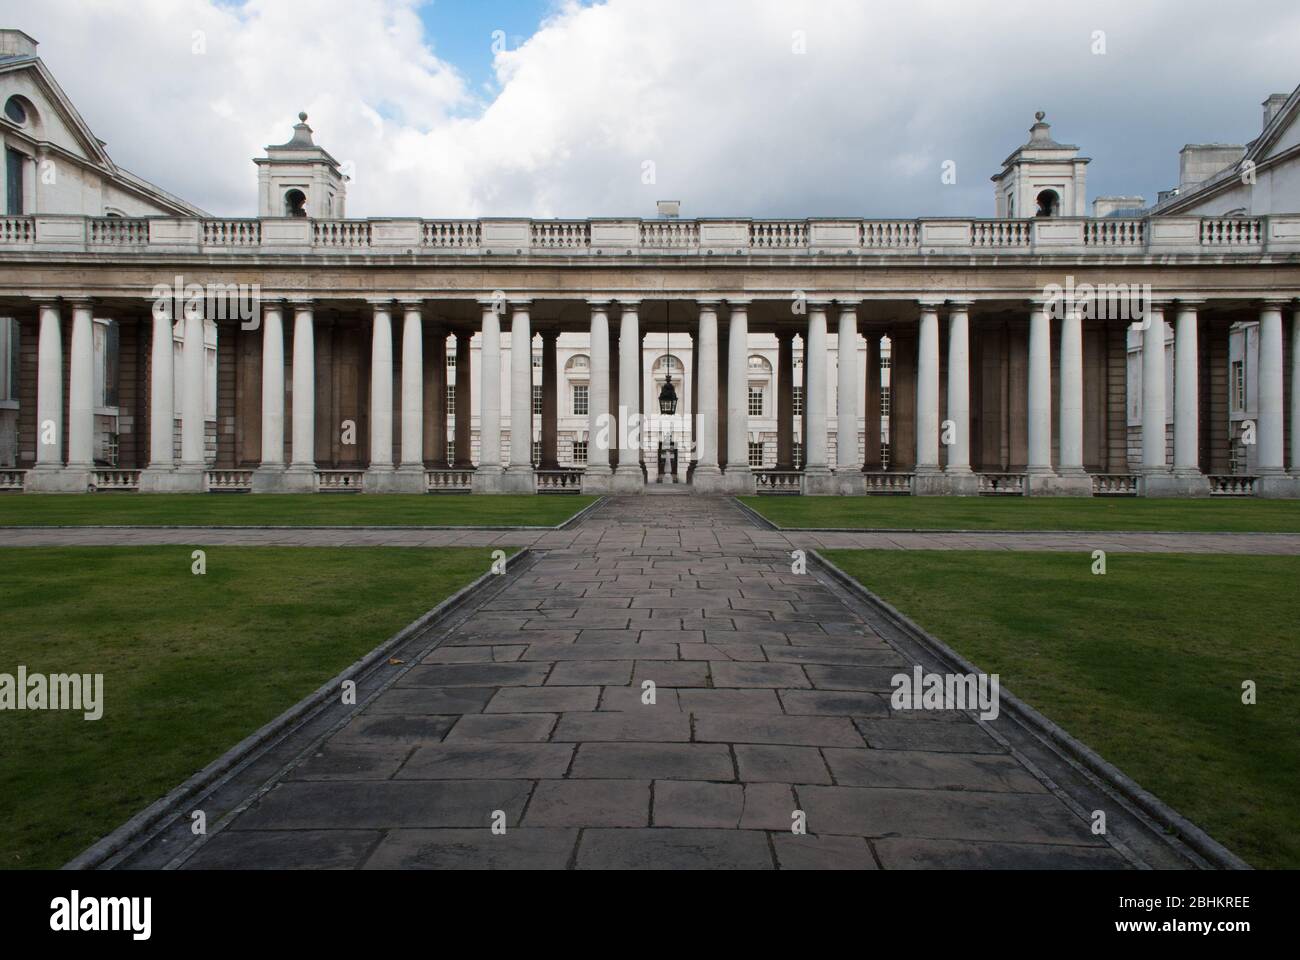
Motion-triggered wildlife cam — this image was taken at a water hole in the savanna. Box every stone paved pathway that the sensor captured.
[177,496,1143,869]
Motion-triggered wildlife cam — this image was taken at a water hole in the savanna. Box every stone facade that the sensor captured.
[1,29,1298,498]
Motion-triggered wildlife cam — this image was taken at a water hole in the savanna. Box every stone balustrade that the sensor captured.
[3,213,1295,258]
[0,469,26,490]
[426,469,474,493]
[88,469,141,491]
[1208,474,1258,496]
[978,473,1027,495]
[1092,474,1141,496]
[205,470,254,492]
[863,472,914,495]
[316,469,364,492]
[753,470,804,494]
[536,469,585,494]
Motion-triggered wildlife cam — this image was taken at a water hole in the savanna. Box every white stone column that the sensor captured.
[725,300,753,489]
[64,301,95,480]
[1292,305,1300,476]
[473,300,503,492]
[613,300,643,491]
[367,300,395,488]
[802,302,831,490]
[179,300,206,474]
[1027,300,1054,477]
[584,299,613,490]
[1173,300,1204,479]
[693,300,722,488]
[945,301,973,478]
[836,302,860,473]
[285,301,315,488]
[252,302,286,490]
[1058,298,1085,476]
[505,300,535,491]
[1140,301,1169,475]
[34,301,63,471]
[398,300,425,490]
[1257,300,1286,476]
[916,301,941,475]
[138,296,177,490]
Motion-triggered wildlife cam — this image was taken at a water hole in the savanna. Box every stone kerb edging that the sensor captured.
[63,546,536,870]
[806,547,1252,872]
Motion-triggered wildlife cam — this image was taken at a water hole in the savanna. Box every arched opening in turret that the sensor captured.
[284,189,307,217]
[1035,189,1061,218]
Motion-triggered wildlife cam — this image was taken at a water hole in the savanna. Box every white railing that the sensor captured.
[426,468,474,493]
[750,221,808,248]
[423,220,480,249]
[972,220,1031,247]
[1208,474,1257,496]
[531,221,589,249]
[1092,474,1140,496]
[640,220,699,248]
[203,220,262,246]
[89,469,140,491]
[753,470,804,494]
[206,469,253,491]
[861,220,918,248]
[0,216,34,243]
[1085,219,1145,246]
[1201,217,1262,246]
[978,473,1026,495]
[536,468,585,493]
[0,469,26,490]
[313,220,371,248]
[863,472,913,495]
[317,469,364,491]
[88,218,148,245]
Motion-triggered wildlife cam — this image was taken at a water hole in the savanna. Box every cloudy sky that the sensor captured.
[6,0,1299,218]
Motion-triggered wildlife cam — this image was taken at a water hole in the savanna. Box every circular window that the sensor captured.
[4,97,27,125]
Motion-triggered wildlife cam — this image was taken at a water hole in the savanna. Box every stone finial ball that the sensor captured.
[299,112,308,122]
[1035,111,1046,122]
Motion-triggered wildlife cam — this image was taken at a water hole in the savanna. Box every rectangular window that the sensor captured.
[531,440,542,465]
[0,317,17,401]
[748,441,764,468]
[446,352,455,367]
[446,383,455,412]
[572,383,588,416]
[880,386,891,416]
[532,384,543,415]
[1231,360,1246,412]
[532,353,542,368]
[880,441,891,469]
[792,442,803,469]
[6,149,23,216]
[792,386,803,417]
[573,440,588,464]
[446,440,456,463]
[748,388,763,417]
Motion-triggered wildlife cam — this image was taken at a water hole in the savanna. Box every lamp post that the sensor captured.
[657,303,678,482]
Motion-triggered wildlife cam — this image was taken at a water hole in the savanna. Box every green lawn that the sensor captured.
[0,494,597,527]
[824,549,1300,869]
[742,495,1300,532]
[0,546,507,869]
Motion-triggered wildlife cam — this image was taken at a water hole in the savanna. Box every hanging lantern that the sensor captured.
[658,373,678,415]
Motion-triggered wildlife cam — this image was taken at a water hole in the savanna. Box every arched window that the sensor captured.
[284,189,307,217]
[747,355,772,418]
[1035,189,1061,218]
[566,354,591,416]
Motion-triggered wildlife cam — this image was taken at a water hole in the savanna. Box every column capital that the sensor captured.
[696,299,723,310]
[1174,298,1208,309]
[509,299,533,309]
[586,297,613,308]
[398,299,425,310]
[615,298,641,309]
[946,299,975,310]
[66,297,95,311]
[724,298,752,308]
[366,297,395,309]
[1259,297,1292,310]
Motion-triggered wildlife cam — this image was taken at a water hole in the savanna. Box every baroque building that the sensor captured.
[1,27,1298,498]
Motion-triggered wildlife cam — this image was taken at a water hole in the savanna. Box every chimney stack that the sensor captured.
[1262,93,1289,130]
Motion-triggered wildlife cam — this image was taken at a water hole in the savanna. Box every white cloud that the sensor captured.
[7,0,1300,218]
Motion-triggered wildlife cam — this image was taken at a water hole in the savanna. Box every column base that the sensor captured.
[802,466,836,496]
[390,464,428,494]
[944,470,982,497]
[581,464,613,494]
[26,465,91,493]
[501,465,537,494]
[913,469,947,497]
[472,466,505,494]
[145,466,204,493]
[251,465,288,493]
[720,465,754,495]
[612,464,645,493]
[283,465,317,493]
[1256,473,1300,499]
[1026,470,1091,497]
